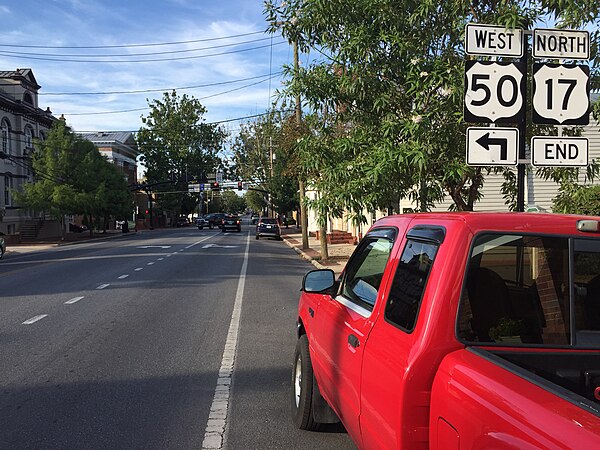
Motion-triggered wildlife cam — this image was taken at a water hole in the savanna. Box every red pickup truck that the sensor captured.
[292,212,600,449]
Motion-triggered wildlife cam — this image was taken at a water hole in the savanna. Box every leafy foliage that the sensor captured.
[137,91,226,219]
[265,0,600,213]
[18,121,131,233]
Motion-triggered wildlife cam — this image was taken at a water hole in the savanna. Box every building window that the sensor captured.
[1,118,11,157]
[23,92,34,105]
[4,174,12,206]
[24,126,34,148]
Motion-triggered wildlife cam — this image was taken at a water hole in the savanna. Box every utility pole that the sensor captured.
[295,39,309,250]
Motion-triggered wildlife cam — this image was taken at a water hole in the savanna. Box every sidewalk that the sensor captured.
[5,229,129,255]
[280,227,355,274]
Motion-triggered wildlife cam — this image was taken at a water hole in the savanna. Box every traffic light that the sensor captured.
[237,181,243,191]
[211,181,220,191]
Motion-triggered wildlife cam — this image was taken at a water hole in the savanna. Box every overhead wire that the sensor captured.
[63,73,281,116]
[40,72,283,96]
[0,30,266,49]
[1,36,277,59]
[0,42,286,63]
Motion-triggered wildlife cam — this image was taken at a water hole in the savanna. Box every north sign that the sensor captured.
[467,127,519,166]
[531,137,588,167]
[533,28,589,60]
[532,63,589,125]
[465,24,523,57]
[464,61,525,123]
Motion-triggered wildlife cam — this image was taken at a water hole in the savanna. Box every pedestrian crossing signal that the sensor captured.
[237,181,243,191]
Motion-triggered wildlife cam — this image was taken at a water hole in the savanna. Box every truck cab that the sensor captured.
[293,213,600,449]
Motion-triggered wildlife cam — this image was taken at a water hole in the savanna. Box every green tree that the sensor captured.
[232,110,299,216]
[137,90,226,221]
[18,121,132,237]
[244,189,268,214]
[221,190,247,213]
[266,0,599,214]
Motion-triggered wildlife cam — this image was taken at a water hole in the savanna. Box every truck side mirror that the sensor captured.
[302,269,336,293]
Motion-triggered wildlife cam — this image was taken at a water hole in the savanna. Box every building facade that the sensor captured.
[0,68,57,236]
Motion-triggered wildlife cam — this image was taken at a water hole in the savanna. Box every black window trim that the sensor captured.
[383,236,441,334]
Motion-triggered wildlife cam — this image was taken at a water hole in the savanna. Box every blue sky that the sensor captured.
[0,0,294,134]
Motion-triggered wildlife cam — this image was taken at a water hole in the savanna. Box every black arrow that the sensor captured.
[476,132,508,160]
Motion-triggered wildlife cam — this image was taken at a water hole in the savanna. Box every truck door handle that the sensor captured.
[348,334,360,348]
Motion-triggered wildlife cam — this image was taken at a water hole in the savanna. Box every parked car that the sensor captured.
[69,223,87,233]
[255,217,281,240]
[175,217,189,227]
[293,212,600,448]
[0,234,5,259]
[221,214,241,232]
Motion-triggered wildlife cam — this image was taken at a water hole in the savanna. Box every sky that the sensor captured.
[0,0,295,135]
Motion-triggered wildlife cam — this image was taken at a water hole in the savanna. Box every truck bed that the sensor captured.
[474,347,600,415]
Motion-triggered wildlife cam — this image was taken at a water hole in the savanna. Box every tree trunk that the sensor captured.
[319,217,329,261]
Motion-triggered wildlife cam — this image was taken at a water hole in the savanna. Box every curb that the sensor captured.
[282,236,329,271]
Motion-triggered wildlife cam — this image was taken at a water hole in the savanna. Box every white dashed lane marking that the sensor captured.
[118,274,129,279]
[147,262,154,266]
[96,284,110,290]
[135,267,143,271]
[65,296,84,305]
[23,315,48,325]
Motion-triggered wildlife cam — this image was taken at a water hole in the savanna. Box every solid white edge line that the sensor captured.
[202,232,250,450]
[65,296,84,305]
[22,314,48,324]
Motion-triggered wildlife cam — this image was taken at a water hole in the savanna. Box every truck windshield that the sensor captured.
[458,234,600,348]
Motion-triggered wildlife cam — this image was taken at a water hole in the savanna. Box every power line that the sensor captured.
[63,74,281,116]
[0,30,267,49]
[0,42,286,63]
[40,72,283,96]
[1,36,277,59]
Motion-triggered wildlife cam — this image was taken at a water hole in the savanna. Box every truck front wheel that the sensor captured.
[292,335,319,430]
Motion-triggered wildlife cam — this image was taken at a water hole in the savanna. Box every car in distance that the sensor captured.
[204,213,227,229]
[175,217,189,227]
[255,217,281,240]
[222,214,241,232]
[196,216,208,229]
[251,214,260,225]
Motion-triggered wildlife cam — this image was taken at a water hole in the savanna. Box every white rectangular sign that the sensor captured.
[465,24,523,57]
[467,127,519,166]
[531,137,588,167]
[533,28,589,60]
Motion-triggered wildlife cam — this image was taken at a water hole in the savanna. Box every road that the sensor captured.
[0,224,354,449]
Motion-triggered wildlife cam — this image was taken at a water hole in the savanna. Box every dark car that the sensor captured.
[255,217,281,240]
[251,214,260,225]
[176,217,190,227]
[222,214,241,232]
[69,223,87,233]
[204,213,227,229]
[0,234,5,259]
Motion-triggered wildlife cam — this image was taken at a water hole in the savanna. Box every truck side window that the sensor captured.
[341,230,395,312]
[573,239,600,346]
[385,239,438,331]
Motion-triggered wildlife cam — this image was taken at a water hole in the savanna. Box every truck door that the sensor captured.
[311,227,398,446]
[360,225,446,450]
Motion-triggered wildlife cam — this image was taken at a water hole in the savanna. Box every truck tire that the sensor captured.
[292,335,319,430]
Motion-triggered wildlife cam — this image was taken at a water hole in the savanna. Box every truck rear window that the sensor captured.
[458,233,600,348]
